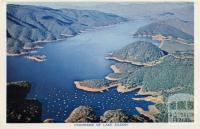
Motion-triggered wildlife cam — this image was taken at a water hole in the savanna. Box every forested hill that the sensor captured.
[7,4,127,55]
[134,18,193,42]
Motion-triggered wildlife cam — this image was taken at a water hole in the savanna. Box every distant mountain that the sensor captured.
[159,12,175,16]
[149,4,194,22]
[134,19,193,41]
[7,4,127,55]
[57,2,193,21]
[108,41,167,65]
[159,18,194,36]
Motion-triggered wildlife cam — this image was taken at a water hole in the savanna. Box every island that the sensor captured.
[25,55,46,62]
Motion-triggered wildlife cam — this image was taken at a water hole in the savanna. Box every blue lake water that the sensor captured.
[7,20,155,122]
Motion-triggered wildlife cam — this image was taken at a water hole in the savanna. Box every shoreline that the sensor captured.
[133,86,164,121]
[7,38,68,57]
[106,54,169,67]
[75,46,168,121]
[7,21,129,57]
[105,76,119,81]
[74,53,164,121]
[7,52,27,56]
[135,105,160,122]
[74,81,117,92]
[116,85,142,93]
[74,79,163,121]
[106,56,156,66]
[110,65,121,73]
[74,80,142,93]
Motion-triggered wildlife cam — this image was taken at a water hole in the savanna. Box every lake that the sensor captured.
[7,20,155,122]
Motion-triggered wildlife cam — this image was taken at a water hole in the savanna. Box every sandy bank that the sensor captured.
[110,65,121,73]
[106,56,162,67]
[105,76,119,81]
[74,81,117,92]
[132,95,164,104]
[7,52,27,56]
[74,80,141,93]
[116,85,142,93]
[116,84,163,104]
[135,105,160,122]
[133,86,164,121]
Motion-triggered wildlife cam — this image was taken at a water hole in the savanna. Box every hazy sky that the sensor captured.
[9,2,111,9]
[9,2,193,20]
[9,2,192,10]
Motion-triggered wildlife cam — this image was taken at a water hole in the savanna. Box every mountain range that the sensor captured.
[7,4,127,55]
